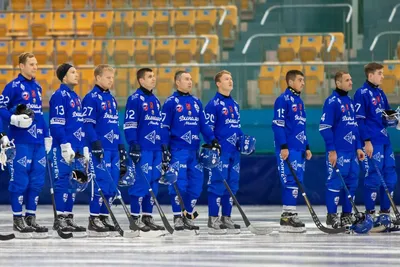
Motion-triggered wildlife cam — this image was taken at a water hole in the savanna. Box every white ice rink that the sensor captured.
[0,205,400,267]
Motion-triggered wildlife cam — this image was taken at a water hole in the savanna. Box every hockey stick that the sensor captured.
[46,158,73,239]
[285,159,349,234]
[137,166,174,234]
[172,182,199,220]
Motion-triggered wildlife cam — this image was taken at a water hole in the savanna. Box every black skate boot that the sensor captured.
[99,215,119,237]
[131,215,151,232]
[326,213,341,229]
[53,215,75,233]
[340,212,355,227]
[25,215,49,238]
[183,216,200,231]
[279,212,306,233]
[65,214,87,237]
[208,216,227,235]
[88,215,109,237]
[221,216,240,234]
[379,210,400,232]
[174,215,185,231]
[142,215,165,231]
[13,216,34,239]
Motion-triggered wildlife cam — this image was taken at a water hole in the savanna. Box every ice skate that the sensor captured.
[279,212,306,233]
[88,216,109,237]
[25,215,49,239]
[221,216,240,234]
[326,213,341,229]
[65,214,87,238]
[13,216,33,239]
[208,216,227,235]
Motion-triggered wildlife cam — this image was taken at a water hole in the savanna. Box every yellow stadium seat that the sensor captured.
[258,65,281,95]
[114,68,130,98]
[279,64,303,92]
[0,40,10,65]
[93,0,107,8]
[278,36,301,62]
[7,13,29,37]
[153,39,176,64]
[0,66,14,91]
[75,12,93,36]
[72,39,93,65]
[304,64,324,95]
[114,11,134,36]
[93,11,113,37]
[10,0,28,10]
[213,0,232,5]
[71,0,89,9]
[53,39,74,65]
[183,66,200,88]
[11,40,33,66]
[152,0,168,7]
[156,67,176,98]
[129,68,139,90]
[241,0,254,11]
[77,66,94,97]
[176,38,197,63]
[192,0,209,6]
[172,10,195,35]
[112,0,133,8]
[134,39,153,64]
[195,9,217,35]
[114,39,134,64]
[93,40,113,65]
[299,36,323,62]
[197,34,219,63]
[323,32,345,61]
[31,1,48,9]
[32,12,52,38]
[382,61,400,94]
[170,0,189,7]
[52,0,68,9]
[219,5,238,39]
[33,39,54,65]
[133,11,154,36]
[35,67,55,99]
[48,12,74,36]
[154,10,171,36]
[0,13,12,38]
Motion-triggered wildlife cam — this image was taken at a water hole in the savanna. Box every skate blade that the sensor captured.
[123,230,140,238]
[88,230,109,237]
[226,228,241,235]
[72,232,88,238]
[279,226,307,233]
[207,228,227,235]
[173,229,198,236]
[14,231,32,239]
[32,232,49,239]
[52,230,72,238]
[140,230,167,238]
[107,231,120,238]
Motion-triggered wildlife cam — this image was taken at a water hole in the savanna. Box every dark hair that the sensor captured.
[174,70,189,83]
[285,70,304,85]
[364,62,383,78]
[334,71,349,86]
[136,68,153,85]
[18,52,35,65]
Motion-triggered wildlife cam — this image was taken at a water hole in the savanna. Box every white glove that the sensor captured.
[0,135,10,147]
[44,137,52,154]
[61,143,75,164]
[83,146,90,164]
[10,114,32,128]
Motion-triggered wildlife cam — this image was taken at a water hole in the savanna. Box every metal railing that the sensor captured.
[369,31,400,52]
[388,3,400,23]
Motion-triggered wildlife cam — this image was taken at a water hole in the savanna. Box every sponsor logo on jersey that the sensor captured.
[194,102,199,113]
[295,131,306,144]
[176,104,183,112]
[292,104,297,112]
[101,102,107,110]
[344,131,353,144]
[28,124,37,138]
[142,102,148,111]
[70,99,75,108]
[149,102,154,109]
[372,98,377,105]
[144,130,156,144]
[22,91,30,100]
[341,105,345,112]
[226,133,237,146]
[222,107,228,115]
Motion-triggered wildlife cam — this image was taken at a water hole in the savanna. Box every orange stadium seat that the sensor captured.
[93,39,113,65]
[133,11,154,36]
[176,38,197,63]
[71,0,90,9]
[48,12,74,36]
[129,68,139,90]
[7,13,29,37]
[77,66,95,97]
[93,11,113,37]
[152,0,168,7]
[12,40,33,66]
[382,61,400,94]
[72,39,94,65]
[35,67,55,99]
[52,0,68,9]
[279,64,303,92]
[93,0,107,9]
[278,36,301,62]
[219,5,238,39]
[114,39,135,64]
[0,13,12,37]
[195,9,217,35]
[154,11,171,36]
[10,0,28,10]
[323,32,345,61]
[112,0,134,8]
[114,68,130,98]
[153,39,176,64]
[299,36,323,62]
[172,10,195,35]
[258,64,281,95]
[75,12,93,36]
[197,34,219,63]
[32,12,52,37]
[114,11,134,36]
[156,66,176,98]
[0,66,14,91]
[31,1,48,10]
[170,0,189,7]
[0,40,10,65]
[53,39,74,65]
[192,0,210,6]
[33,39,54,65]
[213,0,232,5]
[134,39,153,64]
[304,64,324,95]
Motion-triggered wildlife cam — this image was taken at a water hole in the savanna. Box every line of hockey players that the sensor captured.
[0,52,256,239]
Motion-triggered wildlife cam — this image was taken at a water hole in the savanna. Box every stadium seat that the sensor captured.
[114,39,135,64]
[114,11,134,36]
[48,12,75,36]
[32,12,52,37]
[31,1,48,10]
[72,39,93,65]
[53,39,74,65]
[93,40,113,65]
[304,64,324,95]
[12,40,33,66]
[134,39,153,64]
[323,32,344,61]
[76,66,94,96]
[192,0,210,6]
[71,0,89,9]
[151,0,168,7]
[0,66,14,91]
[0,40,10,65]
[129,68,139,90]
[153,39,176,64]
[213,0,232,5]
[397,42,400,60]
[172,10,195,35]
[93,0,107,8]
[382,61,400,95]
[219,5,238,39]
[154,11,171,36]
[258,64,281,95]
[10,0,28,10]
[279,64,303,92]
[33,39,54,65]
[7,13,29,37]
[52,0,68,9]
[278,36,301,62]
[0,13,12,38]
[112,0,134,8]
[133,11,154,36]
[35,66,55,99]
[170,0,189,7]
[299,36,323,62]
[114,68,130,98]
[75,12,93,36]
[195,9,217,35]
[93,11,113,37]
[156,66,176,98]
[197,34,219,63]
[176,38,197,63]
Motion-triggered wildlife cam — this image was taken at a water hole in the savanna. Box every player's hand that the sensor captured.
[10,114,32,128]
[211,139,221,156]
[357,149,365,161]
[328,150,337,167]
[44,136,52,154]
[305,149,312,160]
[280,148,289,160]
[364,141,373,158]
[161,144,171,165]
[61,143,75,164]
[129,144,141,163]
[118,144,127,162]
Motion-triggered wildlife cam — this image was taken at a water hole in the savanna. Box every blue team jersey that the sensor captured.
[82,85,122,151]
[354,81,391,145]
[124,87,162,151]
[49,84,84,150]
[0,74,49,144]
[204,92,242,153]
[162,91,214,150]
[272,88,308,152]
[319,89,362,152]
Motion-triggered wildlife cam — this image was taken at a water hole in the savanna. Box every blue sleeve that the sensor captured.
[271,96,288,148]
[49,92,67,144]
[204,100,216,131]
[0,84,14,123]
[199,100,215,143]
[82,94,98,144]
[354,90,370,141]
[123,95,140,146]
[161,97,173,146]
[319,99,336,151]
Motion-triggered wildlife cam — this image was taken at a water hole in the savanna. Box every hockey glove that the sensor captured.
[118,144,127,175]
[129,143,141,163]
[91,140,104,160]
[211,139,222,156]
[10,114,32,128]
[44,136,52,154]
[161,144,171,167]
[61,143,75,164]
[83,146,90,165]
[0,133,10,147]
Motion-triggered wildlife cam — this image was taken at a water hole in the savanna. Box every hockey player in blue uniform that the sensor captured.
[124,68,165,232]
[354,62,399,225]
[0,52,52,238]
[162,70,221,232]
[272,70,312,233]
[82,64,127,236]
[49,63,88,235]
[319,71,365,228]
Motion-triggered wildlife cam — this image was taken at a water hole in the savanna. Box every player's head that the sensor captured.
[57,63,79,86]
[174,70,192,93]
[286,70,304,92]
[335,71,352,91]
[214,70,233,94]
[94,64,114,90]
[365,62,384,86]
[19,52,37,79]
[137,68,156,90]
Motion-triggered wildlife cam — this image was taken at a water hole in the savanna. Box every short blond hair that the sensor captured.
[19,52,35,65]
[214,70,231,85]
[94,64,114,78]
